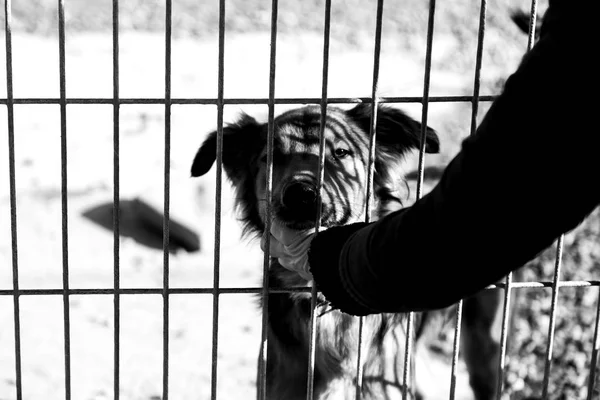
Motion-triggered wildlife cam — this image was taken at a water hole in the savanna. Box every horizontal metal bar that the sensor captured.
[481,280,600,289]
[1,280,599,296]
[0,287,313,295]
[0,95,498,106]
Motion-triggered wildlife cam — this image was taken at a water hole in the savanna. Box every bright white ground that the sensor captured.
[0,31,524,400]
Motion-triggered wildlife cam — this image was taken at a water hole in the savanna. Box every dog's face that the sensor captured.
[191,104,439,235]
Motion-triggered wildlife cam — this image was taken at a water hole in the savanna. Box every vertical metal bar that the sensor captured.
[494,273,513,399]
[258,0,278,397]
[353,317,366,400]
[586,286,600,400]
[57,0,72,398]
[406,0,436,398]
[415,0,436,199]
[448,301,463,399]
[526,0,539,51]
[111,1,121,399]
[4,1,22,398]
[365,0,384,217]
[449,1,487,398]
[210,0,226,398]
[468,0,487,143]
[358,0,386,397]
[162,0,172,398]
[306,0,331,398]
[541,235,564,399]
[495,5,536,397]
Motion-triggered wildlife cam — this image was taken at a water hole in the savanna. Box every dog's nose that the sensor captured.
[281,181,318,213]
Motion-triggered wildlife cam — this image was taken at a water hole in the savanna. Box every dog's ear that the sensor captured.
[345,103,439,156]
[191,114,264,181]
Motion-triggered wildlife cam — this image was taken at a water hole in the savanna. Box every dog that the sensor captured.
[191,104,504,399]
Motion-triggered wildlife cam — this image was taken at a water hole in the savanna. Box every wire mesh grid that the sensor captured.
[2,0,599,399]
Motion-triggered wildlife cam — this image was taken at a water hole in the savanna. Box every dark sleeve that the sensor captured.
[308,0,600,316]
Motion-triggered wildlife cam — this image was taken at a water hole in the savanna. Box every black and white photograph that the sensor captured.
[0,0,598,399]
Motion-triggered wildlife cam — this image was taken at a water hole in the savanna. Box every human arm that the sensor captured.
[308,0,600,316]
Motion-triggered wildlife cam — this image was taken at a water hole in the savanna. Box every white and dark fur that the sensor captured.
[191,104,504,399]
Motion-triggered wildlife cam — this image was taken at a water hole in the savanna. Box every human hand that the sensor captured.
[260,221,325,281]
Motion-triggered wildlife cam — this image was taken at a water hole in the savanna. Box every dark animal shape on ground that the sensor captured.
[82,197,200,253]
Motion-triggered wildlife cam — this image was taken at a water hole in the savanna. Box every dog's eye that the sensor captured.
[334,148,352,159]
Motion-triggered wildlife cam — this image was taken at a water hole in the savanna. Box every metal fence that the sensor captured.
[2,0,599,399]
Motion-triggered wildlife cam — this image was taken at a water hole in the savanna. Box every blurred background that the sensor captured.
[1,0,598,399]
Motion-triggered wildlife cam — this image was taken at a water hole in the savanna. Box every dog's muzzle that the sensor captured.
[281,180,319,220]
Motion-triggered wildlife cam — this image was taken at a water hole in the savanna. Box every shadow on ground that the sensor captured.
[82,197,201,254]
